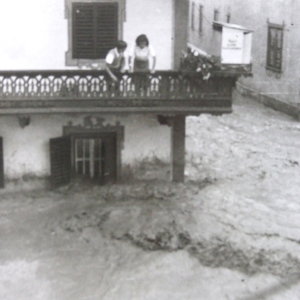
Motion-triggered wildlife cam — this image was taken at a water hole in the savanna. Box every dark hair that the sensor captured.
[116,40,127,50]
[135,34,149,46]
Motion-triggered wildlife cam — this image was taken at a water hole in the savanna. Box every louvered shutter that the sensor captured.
[0,137,4,188]
[72,2,118,59]
[50,136,71,189]
[96,3,118,58]
[73,3,95,59]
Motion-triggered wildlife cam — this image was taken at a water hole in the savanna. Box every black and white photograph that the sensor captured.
[0,0,300,299]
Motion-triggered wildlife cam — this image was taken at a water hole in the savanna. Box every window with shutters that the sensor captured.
[191,2,195,30]
[50,132,119,188]
[198,5,203,34]
[65,0,126,67]
[266,23,284,73]
[72,2,118,59]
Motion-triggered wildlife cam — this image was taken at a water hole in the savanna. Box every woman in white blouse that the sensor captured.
[129,34,156,73]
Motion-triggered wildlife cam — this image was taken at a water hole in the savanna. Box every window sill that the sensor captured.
[265,66,283,73]
[65,51,106,69]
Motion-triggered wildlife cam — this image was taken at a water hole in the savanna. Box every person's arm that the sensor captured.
[151,57,156,73]
[149,45,156,73]
[105,64,118,82]
[128,46,135,72]
[105,50,118,81]
[120,52,129,73]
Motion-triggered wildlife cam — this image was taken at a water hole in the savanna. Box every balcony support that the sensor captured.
[171,115,186,182]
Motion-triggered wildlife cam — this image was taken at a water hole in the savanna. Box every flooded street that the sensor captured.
[1,92,300,300]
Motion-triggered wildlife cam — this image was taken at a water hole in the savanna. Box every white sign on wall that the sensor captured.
[221,27,244,64]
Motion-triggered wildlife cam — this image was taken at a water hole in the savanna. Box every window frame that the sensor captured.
[198,5,203,34]
[191,2,195,30]
[266,22,284,73]
[226,12,231,23]
[63,119,124,181]
[65,0,126,67]
[213,9,219,21]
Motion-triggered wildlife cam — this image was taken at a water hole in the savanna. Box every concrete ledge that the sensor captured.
[236,82,300,120]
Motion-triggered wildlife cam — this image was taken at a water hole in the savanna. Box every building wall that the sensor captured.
[188,0,300,104]
[188,0,232,56]
[0,114,171,179]
[0,0,173,70]
[229,0,299,103]
[123,0,173,70]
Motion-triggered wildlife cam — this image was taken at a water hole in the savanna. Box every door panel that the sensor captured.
[50,136,71,189]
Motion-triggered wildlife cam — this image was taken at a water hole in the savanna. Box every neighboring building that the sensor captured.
[0,0,243,189]
[188,0,300,117]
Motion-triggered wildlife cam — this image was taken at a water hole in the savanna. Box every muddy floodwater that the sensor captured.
[1,92,300,300]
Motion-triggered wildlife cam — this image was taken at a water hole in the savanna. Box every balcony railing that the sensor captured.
[0,70,247,114]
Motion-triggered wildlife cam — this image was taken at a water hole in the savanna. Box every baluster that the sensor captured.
[49,76,54,98]
[98,75,105,96]
[127,74,135,97]
[0,77,3,98]
[160,74,170,99]
[24,76,29,98]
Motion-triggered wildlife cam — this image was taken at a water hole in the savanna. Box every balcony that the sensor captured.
[0,70,250,115]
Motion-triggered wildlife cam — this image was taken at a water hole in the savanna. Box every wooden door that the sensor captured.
[50,136,71,189]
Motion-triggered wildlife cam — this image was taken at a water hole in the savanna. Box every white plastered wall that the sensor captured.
[0,114,171,179]
[0,0,174,70]
[124,0,173,70]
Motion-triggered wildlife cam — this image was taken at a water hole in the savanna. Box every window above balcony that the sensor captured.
[65,0,126,67]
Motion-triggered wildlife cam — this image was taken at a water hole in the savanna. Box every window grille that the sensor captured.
[74,138,104,179]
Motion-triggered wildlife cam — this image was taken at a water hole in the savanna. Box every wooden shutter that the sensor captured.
[0,137,4,188]
[50,136,71,189]
[73,3,95,59]
[96,3,118,58]
[266,25,283,72]
[72,2,118,59]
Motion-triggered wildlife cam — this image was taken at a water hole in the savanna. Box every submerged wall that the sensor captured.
[0,114,171,179]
